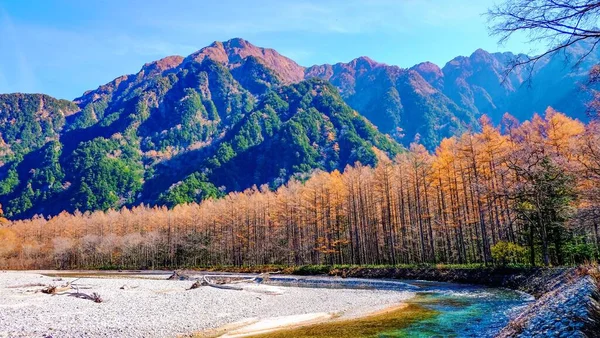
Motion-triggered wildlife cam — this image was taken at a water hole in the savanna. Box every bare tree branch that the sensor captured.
[487,0,600,79]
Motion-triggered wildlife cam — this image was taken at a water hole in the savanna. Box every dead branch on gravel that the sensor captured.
[167,270,191,280]
[186,275,250,291]
[70,292,103,303]
[188,279,208,290]
[40,278,84,295]
[202,276,245,290]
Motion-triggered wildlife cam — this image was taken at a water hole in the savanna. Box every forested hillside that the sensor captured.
[0,38,598,223]
[305,57,476,149]
[1,109,598,269]
[308,40,599,147]
[0,53,399,219]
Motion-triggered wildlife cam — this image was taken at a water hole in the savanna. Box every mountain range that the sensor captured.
[0,38,597,219]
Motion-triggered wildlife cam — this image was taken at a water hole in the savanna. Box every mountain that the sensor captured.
[0,94,78,162]
[0,43,400,219]
[305,57,476,149]
[306,42,599,148]
[412,41,600,122]
[74,38,598,149]
[186,38,305,85]
[0,38,598,219]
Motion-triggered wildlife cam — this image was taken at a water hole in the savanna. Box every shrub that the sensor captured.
[491,241,527,266]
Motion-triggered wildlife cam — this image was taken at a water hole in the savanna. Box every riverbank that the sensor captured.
[1,267,597,337]
[497,272,600,337]
[326,265,600,337]
[200,264,600,337]
[0,271,414,338]
[326,266,571,297]
[192,265,569,295]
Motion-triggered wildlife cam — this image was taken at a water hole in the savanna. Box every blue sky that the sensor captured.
[0,0,536,100]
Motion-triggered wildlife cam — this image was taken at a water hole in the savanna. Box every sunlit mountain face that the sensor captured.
[0,38,597,219]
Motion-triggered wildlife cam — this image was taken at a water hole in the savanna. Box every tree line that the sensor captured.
[1,109,599,269]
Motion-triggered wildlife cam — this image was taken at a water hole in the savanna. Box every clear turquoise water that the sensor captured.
[394,281,530,337]
[47,271,531,337]
[262,276,532,338]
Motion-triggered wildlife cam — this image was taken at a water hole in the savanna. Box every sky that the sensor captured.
[0,0,538,100]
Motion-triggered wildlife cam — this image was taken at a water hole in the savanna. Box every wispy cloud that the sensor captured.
[137,1,402,35]
[0,9,37,93]
[108,35,198,57]
[137,0,485,36]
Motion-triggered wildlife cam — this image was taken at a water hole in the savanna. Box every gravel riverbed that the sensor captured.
[497,273,600,338]
[0,272,414,338]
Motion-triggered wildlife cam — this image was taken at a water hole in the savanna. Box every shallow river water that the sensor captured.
[256,275,532,338]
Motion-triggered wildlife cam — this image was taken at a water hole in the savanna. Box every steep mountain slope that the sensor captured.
[1,38,598,220]
[0,42,400,219]
[0,94,78,162]
[412,41,599,122]
[305,57,475,149]
[154,78,401,205]
[186,38,305,85]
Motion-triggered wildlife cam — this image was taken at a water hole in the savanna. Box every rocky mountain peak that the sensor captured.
[185,38,305,84]
[411,61,444,86]
[140,55,184,76]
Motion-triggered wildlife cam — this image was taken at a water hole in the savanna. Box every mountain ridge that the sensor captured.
[0,37,597,220]
[0,42,401,219]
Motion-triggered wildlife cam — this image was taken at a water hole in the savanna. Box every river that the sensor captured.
[42,270,533,337]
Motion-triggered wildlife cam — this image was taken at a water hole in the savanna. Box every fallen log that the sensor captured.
[42,278,81,295]
[202,275,243,291]
[188,279,208,290]
[41,285,57,294]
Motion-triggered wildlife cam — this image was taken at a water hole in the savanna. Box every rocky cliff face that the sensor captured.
[186,38,305,84]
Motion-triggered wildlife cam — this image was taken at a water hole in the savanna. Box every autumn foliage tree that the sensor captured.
[0,110,598,269]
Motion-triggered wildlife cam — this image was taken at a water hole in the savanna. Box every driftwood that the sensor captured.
[185,273,284,291]
[188,279,209,290]
[70,292,103,303]
[204,275,243,290]
[203,275,258,284]
[42,279,80,294]
[167,270,191,281]
[40,278,102,303]
[257,271,281,283]
[188,275,258,291]
[41,285,57,294]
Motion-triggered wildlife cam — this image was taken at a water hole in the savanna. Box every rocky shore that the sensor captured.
[326,266,600,337]
[497,274,599,337]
